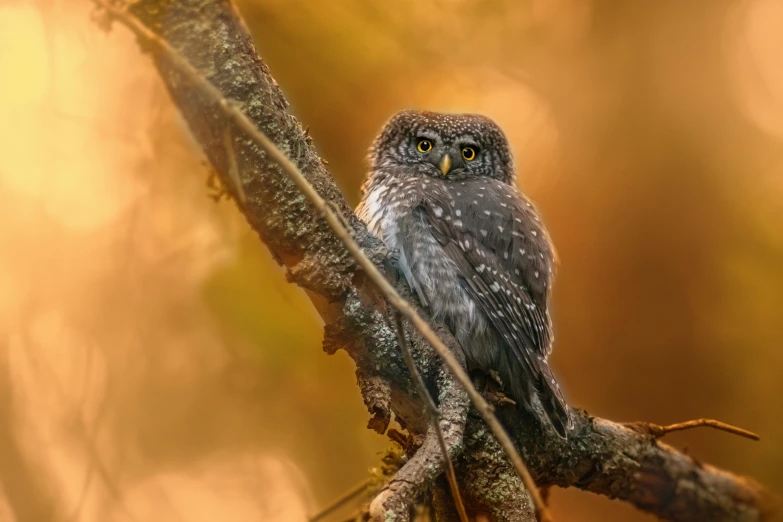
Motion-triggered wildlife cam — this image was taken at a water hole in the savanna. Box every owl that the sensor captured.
[356,110,570,438]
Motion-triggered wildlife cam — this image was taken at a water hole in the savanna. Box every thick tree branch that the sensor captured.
[92,1,780,521]
[369,355,470,522]
[392,312,470,522]
[498,405,778,522]
[459,412,537,522]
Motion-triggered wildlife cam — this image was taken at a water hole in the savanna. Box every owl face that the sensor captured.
[369,110,514,184]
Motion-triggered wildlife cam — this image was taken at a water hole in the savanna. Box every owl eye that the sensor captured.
[417,139,433,153]
[461,146,477,161]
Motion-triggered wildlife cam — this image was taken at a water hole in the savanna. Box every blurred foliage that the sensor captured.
[0,0,781,521]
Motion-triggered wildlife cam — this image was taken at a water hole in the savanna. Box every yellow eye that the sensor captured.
[462,146,477,161]
[417,139,432,153]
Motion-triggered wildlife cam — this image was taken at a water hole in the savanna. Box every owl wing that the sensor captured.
[423,178,570,436]
[425,178,554,360]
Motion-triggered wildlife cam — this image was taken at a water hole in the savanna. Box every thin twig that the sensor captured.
[92,3,552,520]
[310,480,371,522]
[392,312,469,522]
[630,419,760,442]
[223,126,246,205]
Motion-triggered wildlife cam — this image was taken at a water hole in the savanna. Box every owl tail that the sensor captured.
[504,353,571,439]
[536,366,571,439]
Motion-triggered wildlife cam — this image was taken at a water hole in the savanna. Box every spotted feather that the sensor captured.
[357,110,571,437]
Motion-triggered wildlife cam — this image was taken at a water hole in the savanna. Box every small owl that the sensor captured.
[357,110,570,438]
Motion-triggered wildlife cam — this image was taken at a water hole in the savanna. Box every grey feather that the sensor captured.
[356,110,571,438]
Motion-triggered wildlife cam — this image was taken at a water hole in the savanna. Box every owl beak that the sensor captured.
[439,154,452,176]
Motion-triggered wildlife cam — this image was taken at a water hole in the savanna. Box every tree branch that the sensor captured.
[369,356,470,522]
[91,1,781,521]
[625,418,761,441]
[499,405,779,522]
[392,312,470,522]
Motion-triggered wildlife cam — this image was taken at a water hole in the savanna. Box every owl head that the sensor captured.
[369,110,515,184]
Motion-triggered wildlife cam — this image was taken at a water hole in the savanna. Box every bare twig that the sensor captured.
[310,480,370,522]
[223,126,246,205]
[392,312,469,522]
[626,418,760,441]
[92,1,551,520]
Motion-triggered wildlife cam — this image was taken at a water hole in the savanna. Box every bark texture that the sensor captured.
[117,1,780,521]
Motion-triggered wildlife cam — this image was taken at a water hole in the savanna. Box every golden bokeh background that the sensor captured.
[1,1,782,521]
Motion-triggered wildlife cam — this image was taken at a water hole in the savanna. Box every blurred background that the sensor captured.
[1,0,782,520]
